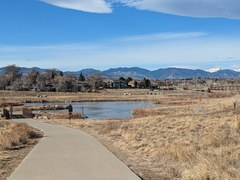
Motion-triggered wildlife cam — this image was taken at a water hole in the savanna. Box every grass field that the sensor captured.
[1,89,240,179]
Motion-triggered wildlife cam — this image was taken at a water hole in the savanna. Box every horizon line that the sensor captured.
[0,64,238,73]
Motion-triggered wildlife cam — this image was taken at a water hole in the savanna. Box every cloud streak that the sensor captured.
[40,0,112,13]
[0,32,240,70]
[121,32,208,42]
[40,0,240,19]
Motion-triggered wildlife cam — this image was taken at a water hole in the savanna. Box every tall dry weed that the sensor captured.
[97,121,123,135]
[161,124,240,179]
[0,121,43,150]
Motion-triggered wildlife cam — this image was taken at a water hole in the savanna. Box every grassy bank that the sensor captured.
[0,120,43,179]
[39,91,240,179]
[2,89,240,179]
[0,89,213,104]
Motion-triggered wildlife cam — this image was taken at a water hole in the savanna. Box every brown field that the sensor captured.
[0,120,43,180]
[0,89,207,104]
[1,89,240,179]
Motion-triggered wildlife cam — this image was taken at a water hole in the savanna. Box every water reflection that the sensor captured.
[27,101,153,120]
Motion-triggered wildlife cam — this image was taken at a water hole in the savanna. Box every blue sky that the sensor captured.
[0,0,240,71]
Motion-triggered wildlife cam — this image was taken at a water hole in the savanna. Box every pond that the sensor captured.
[26,101,153,120]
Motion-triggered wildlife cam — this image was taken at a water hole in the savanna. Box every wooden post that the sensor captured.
[234,101,237,112]
[234,102,240,129]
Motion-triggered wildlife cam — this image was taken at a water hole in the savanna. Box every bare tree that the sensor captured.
[36,73,48,91]
[12,78,24,91]
[4,65,21,86]
[65,73,77,92]
[86,73,103,91]
[22,69,39,88]
[54,76,66,92]
[0,75,8,90]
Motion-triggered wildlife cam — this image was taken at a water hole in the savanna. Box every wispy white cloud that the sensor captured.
[0,32,240,70]
[40,0,112,13]
[120,0,240,19]
[121,32,208,42]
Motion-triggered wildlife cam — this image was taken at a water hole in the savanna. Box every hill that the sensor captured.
[0,66,240,79]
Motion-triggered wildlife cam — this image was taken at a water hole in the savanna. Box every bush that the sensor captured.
[0,121,43,150]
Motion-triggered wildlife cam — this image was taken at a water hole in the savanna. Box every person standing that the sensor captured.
[68,104,73,121]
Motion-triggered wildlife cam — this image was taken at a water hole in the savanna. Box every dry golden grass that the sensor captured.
[0,89,209,105]
[235,115,240,129]
[2,89,240,179]
[37,92,240,179]
[49,112,83,119]
[0,121,43,150]
[0,120,43,180]
[0,89,151,103]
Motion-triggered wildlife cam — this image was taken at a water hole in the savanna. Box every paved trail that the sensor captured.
[8,119,140,180]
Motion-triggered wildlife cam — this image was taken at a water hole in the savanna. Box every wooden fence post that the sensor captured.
[234,102,240,129]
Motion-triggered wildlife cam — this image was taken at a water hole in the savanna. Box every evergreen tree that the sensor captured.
[79,72,85,81]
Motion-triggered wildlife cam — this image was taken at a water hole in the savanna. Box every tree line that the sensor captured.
[0,65,152,92]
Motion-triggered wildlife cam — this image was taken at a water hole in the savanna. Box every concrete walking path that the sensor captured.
[8,119,140,180]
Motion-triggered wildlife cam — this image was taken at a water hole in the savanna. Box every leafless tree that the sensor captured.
[22,69,39,88]
[36,73,48,91]
[4,65,21,86]
[0,75,8,90]
[86,73,103,91]
[12,78,24,91]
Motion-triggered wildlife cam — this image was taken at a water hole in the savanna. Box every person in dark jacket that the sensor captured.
[68,104,73,120]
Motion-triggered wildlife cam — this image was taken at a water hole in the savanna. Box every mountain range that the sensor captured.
[0,66,240,79]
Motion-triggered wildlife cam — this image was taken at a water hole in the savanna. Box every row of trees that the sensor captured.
[0,65,152,92]
[0,65,100,92]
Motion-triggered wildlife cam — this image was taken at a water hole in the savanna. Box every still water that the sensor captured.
[27,101,153,120]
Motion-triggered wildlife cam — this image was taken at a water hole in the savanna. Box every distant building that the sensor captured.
[112,80,128,88]
[128,80,137,88]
